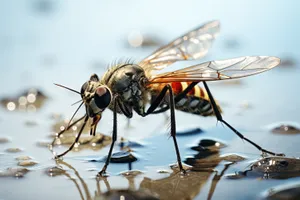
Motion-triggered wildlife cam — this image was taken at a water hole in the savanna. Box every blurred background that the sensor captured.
[1,1,300,200]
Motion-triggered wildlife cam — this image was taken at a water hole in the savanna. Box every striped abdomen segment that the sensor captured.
[149,82,221,117]
[172,82,221,116]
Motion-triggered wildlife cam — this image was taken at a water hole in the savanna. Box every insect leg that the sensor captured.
[202,81,284,156]
[55,115,89,158]
[98,96,119,177]
[152,82,199,114]
[145,85,185,172]
[117,98,133,118]
[51,115,86,147]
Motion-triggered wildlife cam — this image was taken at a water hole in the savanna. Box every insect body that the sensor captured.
[101,64,148,117]
[52,20,284,176]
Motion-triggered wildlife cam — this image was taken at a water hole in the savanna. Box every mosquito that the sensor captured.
[52,20,284,176]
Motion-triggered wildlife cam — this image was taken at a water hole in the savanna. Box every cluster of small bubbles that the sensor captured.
[2,88,47,112]
[7,102,16,111]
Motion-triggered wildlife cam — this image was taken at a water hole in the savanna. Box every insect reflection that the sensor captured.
[52,157,234,200]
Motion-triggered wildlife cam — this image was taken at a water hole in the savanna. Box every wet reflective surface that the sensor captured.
[1,1,300,200]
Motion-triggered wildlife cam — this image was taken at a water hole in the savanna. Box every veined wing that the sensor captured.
[148,56,280,83]
[139,20,220,73]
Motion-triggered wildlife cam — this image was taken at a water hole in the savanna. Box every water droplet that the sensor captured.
[18,96,27,105]
[7,102,16,111]
[27,93,36,103]
[74,142,80,148]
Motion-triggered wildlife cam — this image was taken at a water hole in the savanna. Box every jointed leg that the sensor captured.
[145,84,184,172]
[55,115,89,158]
[202,81,284,156]
[51,115,86,146]
[98,96,119,176]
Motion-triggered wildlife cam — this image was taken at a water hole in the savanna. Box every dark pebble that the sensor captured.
[272,124,300,134]
[240,156,300,179]
[106,151,138,163]
[0,167,29,178]
[0,137,10,144]
[46,166,66,177]
[5,148,23,153]
[191,139,226,152]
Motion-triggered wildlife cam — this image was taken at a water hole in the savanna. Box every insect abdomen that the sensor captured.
[150,82,221,117]
[172,82,221,116]
[175,94,215,116]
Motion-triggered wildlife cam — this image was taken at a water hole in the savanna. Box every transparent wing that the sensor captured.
[148,56,280,83]
[139,20,220,72]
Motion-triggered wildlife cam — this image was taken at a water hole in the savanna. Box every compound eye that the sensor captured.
[94,86,112,110]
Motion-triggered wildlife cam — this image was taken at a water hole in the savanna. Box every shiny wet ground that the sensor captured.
[1,1,300,200]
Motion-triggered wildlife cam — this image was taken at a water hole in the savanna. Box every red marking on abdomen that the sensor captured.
[170,82,209,101]
[171,82,183,94]
[199,87,205,98]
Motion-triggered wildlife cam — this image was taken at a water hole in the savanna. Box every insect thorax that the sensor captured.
[100,64,149,116]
